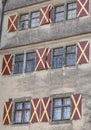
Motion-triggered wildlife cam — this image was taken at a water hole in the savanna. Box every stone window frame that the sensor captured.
[50,93,72,124]
[52,44,76,69]
[12,97,31,125]
[18,10,40,30]
[12,50,36,75]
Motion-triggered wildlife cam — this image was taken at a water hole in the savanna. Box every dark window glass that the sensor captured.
[14,54,24,74]
[53,48,64,68]
[30,11,40,27]
[14,102,31,124]
[19,14,29,30]
[65,45,76,66]
[25,52,36,72]
[52,98,71,121]
[55,5,65,22]
[67,3,77,20]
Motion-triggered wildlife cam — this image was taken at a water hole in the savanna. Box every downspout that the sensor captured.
[0,0,7,46]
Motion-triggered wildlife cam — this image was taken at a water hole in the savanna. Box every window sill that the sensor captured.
[49,119,72,125]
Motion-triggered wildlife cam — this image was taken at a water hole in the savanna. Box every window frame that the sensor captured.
[65,45,76,67]
[54,4,65,23]
[50,93,72,124]
[67,2,77,20]
[52,47,64,69]
[52,44,76,69]
[13,53,24,74]
[12,97,31,125]
[18,13,29,30]
[25,52,36,72]
[30,11,40,28]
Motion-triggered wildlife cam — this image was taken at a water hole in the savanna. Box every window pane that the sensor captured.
[53,56,63,68]
[23,110,30,122]
[14,54,24,74]
[20,21,29,29]
[31,11,40,27]
[63,98,71,106]
[55,12,65,22]
[31,12,40,18]
[67,3,77,20]
[54,48,64,55]
[66,46,76,53]
[14,111,22,123]
[26,60,35,72]
[16,103,23,109]
[19,14,29,30]
[15,54,24,62]
[53,99,62,107]
[56,6,64,12]
[66,54,75,66]
[26,53,36,60]
[26,53,35,72]
[53,108,62,120]
[24,102,31,109]
[67,10,77,19]
[63,107,71,119]
[55,6,65,22]
[20,14,29,21]
[66,46,76,66]
[68,3,77,9]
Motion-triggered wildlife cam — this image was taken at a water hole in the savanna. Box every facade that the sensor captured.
[0,0,91,130]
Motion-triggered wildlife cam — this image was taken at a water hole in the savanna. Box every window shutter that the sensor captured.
[77,0,89,17]
[30,99,41,123]
[76,41,89,64]
[2,54,13,75]
[40,97,50,122]
[8,15,18,32]
[71,94,82,120]
[46,48,51,69]
[40,5,53,25]
[3,101,12,125]
[35,48,49,71]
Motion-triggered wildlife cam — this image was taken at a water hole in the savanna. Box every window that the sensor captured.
[25,52,36,72]
[14,54,24,74]
[65,45,76,66]
[67,2,77,20]
[52,45,76,68]
[52,97,71,121]
[19,14,29,30]
[53,48,64,68]
[55,5,65,22]
[30,11,40,27]
[14,101,31,124]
